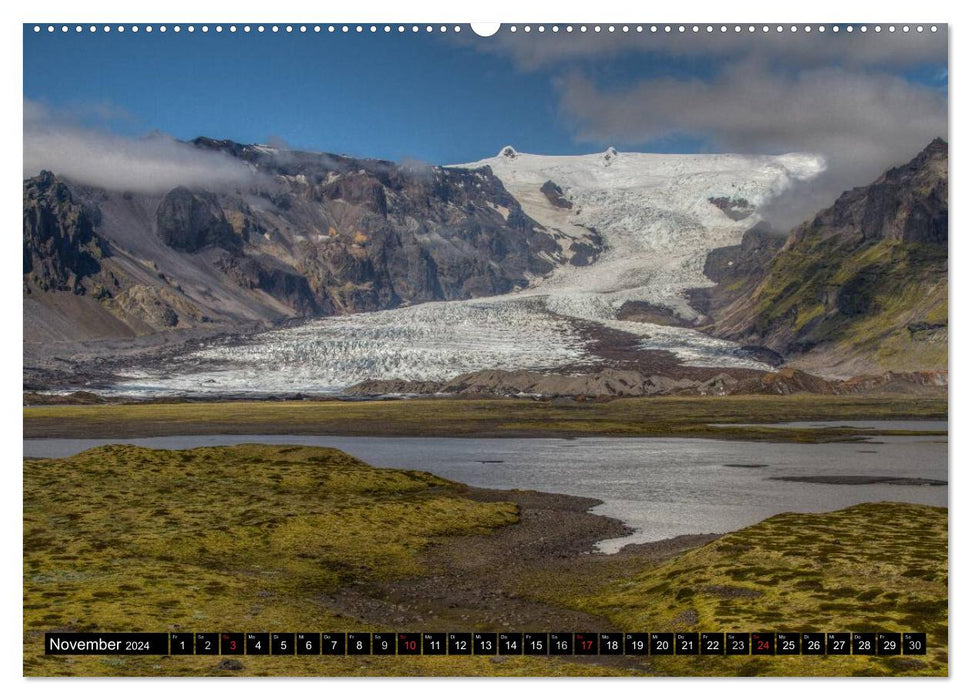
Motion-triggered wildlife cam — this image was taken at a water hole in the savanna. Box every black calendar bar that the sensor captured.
[43,631,931,656]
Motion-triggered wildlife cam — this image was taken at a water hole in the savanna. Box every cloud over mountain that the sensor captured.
[23,100,258,193]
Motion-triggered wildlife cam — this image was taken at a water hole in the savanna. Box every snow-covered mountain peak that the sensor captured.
[455,148,824,196]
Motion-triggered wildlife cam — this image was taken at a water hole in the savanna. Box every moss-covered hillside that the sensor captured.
[556,503,947,676]
[23,444,522,675]
[701,139,947,376]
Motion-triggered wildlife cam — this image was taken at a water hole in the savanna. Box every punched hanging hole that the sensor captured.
[471,23,500,37]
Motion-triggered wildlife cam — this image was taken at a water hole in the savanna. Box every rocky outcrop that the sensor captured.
[701,222,785,284]
[155,187,238,253]
[23,171,107,294]
[104,285,207,329]
[209,251,327,317]
[708,196,755,221]
[691,139,948,375]
[616,300,694,327]
[540,180,572,209]
[271,158,563,311]
[567,229,604,267]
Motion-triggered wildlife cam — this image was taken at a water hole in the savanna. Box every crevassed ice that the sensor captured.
[114,294,768,396]
[452,149,824,366]
[458,149,825,319]
[113,298,590,395]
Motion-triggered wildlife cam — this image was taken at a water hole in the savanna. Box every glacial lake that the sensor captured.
[23,421,947,553]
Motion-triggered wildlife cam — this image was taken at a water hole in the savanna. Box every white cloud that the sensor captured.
[23,100,259,193]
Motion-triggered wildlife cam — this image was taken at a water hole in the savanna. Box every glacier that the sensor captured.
[455,146,825,318]
[112,147,825,396]
[115,298,590,395]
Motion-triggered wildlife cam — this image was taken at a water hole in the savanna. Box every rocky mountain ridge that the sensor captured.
[24,139,602,344]
[24,139,947,397]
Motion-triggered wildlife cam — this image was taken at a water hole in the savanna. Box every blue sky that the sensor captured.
[24,24,947,178]
[25,28,603,163]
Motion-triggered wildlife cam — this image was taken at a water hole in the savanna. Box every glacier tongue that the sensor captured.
[114,298,591,396]
[454,149,825,320]
[113,149,825,396]
[450,149,824,352]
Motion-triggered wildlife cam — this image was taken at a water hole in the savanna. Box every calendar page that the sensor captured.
[22,17,948,679]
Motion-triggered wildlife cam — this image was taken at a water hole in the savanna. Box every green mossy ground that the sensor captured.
[24,444,522,676]
[24,395,946,442]
[24,445,948,677]
[533,503,947,676]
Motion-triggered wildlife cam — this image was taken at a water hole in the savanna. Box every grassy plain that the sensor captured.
[24,394,946,441]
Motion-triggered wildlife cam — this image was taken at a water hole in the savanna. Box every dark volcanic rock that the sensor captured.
[343,364,944,399]
[708,195,755,221]
[616,300,693,327]
[215,659,244,672]
[735,345,785,368]
[156,186,239,253]
[770,475,946,486]
[807,138,948,248]
[23,173,224,338]
[23,171,107,294]
[700,222,785,285]
[568,228,604,266]
[209,251,329,316]
[540,180,573,209]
